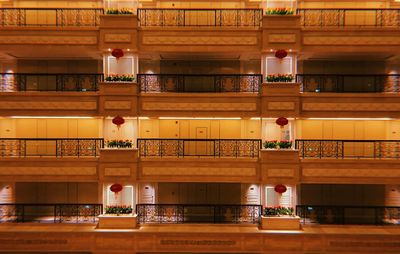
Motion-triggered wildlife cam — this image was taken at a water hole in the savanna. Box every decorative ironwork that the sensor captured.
[136,204,261,224]
[0,138,104,157]
[296,140,400,159]
[0,204,102,223]
[138,8,262,27]
[138,74,262,93]
[138,139,261,158]
[297,205,400,225]
[0,8,103,27]
[296,74,400,93]
[297,8,400,27]
[0,73,103,92]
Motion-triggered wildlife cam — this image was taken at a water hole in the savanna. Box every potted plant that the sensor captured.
[98,205,137,229]
[105,205,133,215]
[261,206,301,230]
[105,74,135,82]
[265,8,294,15]
[106,140,133,148]
[266,74,294,83]
[264,140,278,149]
[278,140,292,149]
[106,8,134,15]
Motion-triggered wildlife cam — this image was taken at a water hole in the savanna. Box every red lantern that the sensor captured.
[112,116,125,129]
[274,184,287,194]
[110,183,123,193]
[111,48,124,59]
[276,117,289,128]
[275,49,288,59]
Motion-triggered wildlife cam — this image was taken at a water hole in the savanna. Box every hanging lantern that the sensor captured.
[274,184,287,194]
[276,117,289,128]
[110,183,123,193]
[111,48,124,59]
[112,116,125,129]
[275,49,288,59]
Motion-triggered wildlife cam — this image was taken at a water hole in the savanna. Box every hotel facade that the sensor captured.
[0,0,400,253]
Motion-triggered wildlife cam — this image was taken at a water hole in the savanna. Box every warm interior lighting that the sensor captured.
[9,116,95,119]
[306,118,394,121]
[158,117,242,120]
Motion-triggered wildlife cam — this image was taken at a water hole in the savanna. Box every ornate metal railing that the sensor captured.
[0,73,103,92]
[297,8,400,27]
[295,139,400,159]
[136,204,262,224]
[296,205,400,225]
[0,203,102,223]
[0,8,103,26]
[138,139,261,158]
[138,8,263,27]
[296,74,400,93]
[0,138,104,157]
[138,74,262,93]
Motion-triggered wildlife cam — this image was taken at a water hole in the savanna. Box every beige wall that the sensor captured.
[15,182,99,204]
[139,119,261,139]
[298,1,389,8]
[157,183,245,204]
[299,184,386,206]
[8,0,102,8]
[296,119,400,140]
[300,60,386,75]
[0,118,103,138]
[17,60,102,74]
[139,60,261,75]
[0,183,15,204]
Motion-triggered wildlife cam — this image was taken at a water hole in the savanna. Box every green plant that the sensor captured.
[105,205,133,214]
[264,140,278,149]
[106,140,133,148]
[266,74,294,83]
[263,206,294,216]
[266,8,294,15]
[278,140,292,149]
[105,74,135,82]
[106,8,134,15]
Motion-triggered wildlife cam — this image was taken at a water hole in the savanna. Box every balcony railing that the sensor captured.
[0,203,102,223]
[296,205,400,225]
[296,74,400,93]
[0,8,103,27]
[297,8,400,27]
[0,73,103,92]
[138,138,261,158]
[138,74,262,93]
[295,139,400,159]
[136,204,262,224]
[0,138,104,157]
[137,8,263,27]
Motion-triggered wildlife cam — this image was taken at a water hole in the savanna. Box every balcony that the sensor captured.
[0,203,102,223]
[137,139,260,182]
[136,204,261,224]
[297,8,400,28]
[295,140,400,159]
[138,138,260,158]
[296,139,400,184]
[137,9,263,27]
[0,138,104,157]
[0,8,103,27]
[0,73,103,92]
[138,74,261,93]
[297,205,400,225]
[297,74,400,93]
[138,74,260,116]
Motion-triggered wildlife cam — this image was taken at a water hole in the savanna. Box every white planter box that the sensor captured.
[260,215,301,230]
[97,214,137,229]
